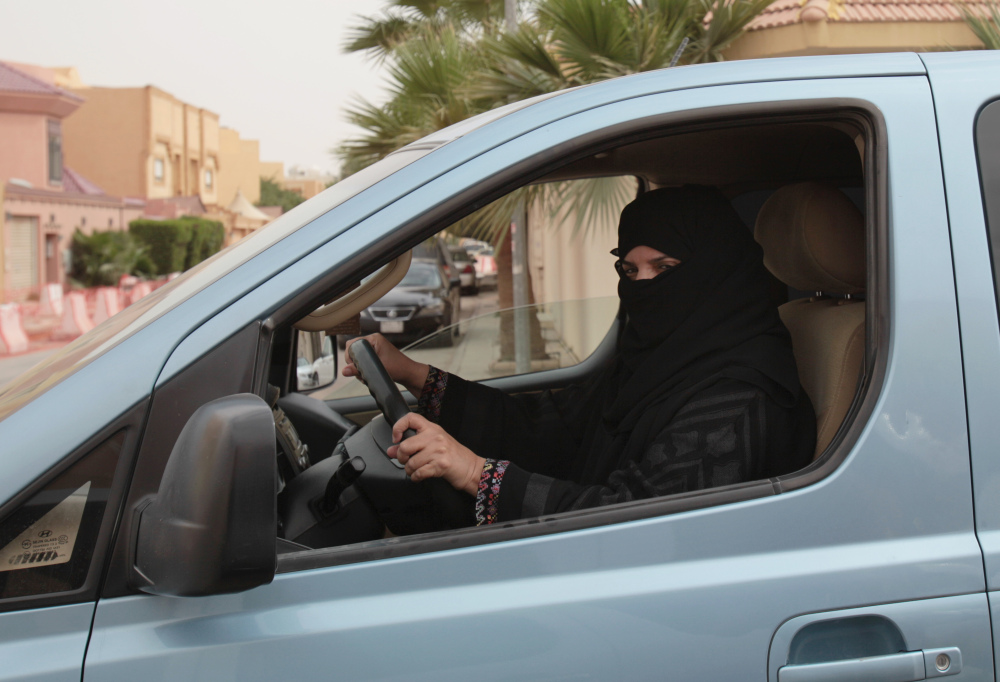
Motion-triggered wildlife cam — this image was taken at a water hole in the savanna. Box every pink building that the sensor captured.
[0,61,143,303]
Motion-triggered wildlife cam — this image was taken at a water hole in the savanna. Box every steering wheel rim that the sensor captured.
[346,339,474,532]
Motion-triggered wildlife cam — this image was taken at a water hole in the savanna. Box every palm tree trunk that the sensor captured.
[496,230,548,361]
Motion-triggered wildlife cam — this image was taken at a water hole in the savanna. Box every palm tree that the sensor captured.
[337,0,772,360]
[343,0,510,61]
[959,1,1000,49]
[339,25,495,176]
[475,0,773,103]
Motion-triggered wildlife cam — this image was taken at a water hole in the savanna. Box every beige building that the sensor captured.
[723,0,992,59]
[0,61,144,302]
[61,85,220,206]
[218,127,262,207]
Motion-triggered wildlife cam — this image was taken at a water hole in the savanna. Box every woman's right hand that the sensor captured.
[343,333,429,396]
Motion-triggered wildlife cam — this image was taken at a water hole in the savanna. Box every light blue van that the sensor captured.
[2,51,1000,681]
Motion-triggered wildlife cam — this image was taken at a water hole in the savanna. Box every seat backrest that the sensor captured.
[754,182,866,459]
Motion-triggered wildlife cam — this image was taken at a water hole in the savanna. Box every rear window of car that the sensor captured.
[976,99,1000,321]
[400,264,443,288]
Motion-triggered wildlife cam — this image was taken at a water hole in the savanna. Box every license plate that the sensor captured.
[380,321,404,334]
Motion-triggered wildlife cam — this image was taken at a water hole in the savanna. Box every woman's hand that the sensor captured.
[388,413,485,496]
[343,333,429,396]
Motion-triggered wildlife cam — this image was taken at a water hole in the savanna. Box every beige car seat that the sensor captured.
[754,182,866,459]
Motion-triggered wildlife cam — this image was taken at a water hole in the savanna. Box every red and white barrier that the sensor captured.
[93,287,122,324]
[56,292,94,339]
[39,283,64,317]
[129,281,153,305]
[0,303,30,355]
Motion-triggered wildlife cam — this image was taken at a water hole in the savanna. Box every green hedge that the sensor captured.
[69,229,154,288]
[129,217,224,275]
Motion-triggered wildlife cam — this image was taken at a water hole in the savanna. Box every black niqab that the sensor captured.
[603,186,802,435]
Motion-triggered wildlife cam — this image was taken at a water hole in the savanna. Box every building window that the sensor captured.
[48,120,63,185]
[204,168,213,189]
[153,158,165,183]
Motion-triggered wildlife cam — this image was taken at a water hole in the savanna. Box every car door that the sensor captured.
[83,59,992,681]
[924,50,1000,681]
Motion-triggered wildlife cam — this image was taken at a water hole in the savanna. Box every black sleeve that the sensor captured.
[437,373,595,479]
[495,384,784,521]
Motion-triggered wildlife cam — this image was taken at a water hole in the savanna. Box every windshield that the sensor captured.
[0,148,431,421]
[399,264,442,288]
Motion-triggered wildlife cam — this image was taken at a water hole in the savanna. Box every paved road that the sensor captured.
[0,347,60,391]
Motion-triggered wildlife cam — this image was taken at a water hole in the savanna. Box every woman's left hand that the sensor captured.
[388,413,485,496]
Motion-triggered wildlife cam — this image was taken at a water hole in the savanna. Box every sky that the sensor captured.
[1,0,393,176]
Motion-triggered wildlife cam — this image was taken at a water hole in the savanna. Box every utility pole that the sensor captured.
[506,0,532,374]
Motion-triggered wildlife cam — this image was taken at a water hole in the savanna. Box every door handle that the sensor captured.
[778,647,962,682]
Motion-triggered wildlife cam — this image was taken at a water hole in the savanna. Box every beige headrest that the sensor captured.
[754,182,865,295]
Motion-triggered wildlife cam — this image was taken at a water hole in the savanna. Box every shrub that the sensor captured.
[69,229,152,288]
[129,217,225,274]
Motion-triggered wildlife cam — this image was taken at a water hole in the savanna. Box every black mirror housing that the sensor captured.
[131,394,277,597]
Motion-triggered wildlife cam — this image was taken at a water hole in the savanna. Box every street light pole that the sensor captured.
[506,0,532,375]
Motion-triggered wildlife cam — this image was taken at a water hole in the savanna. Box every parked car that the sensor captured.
[448,245,478,294]
[413,235,461,290]
[295,356,318,389]
[356,258,460,347]
[471,245,497,290]
[2,52,1000,681]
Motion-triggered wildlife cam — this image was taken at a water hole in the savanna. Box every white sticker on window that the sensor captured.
[0,481,90,572]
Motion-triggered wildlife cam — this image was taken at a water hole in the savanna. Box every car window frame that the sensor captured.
[0,403,144,613]
[264,97,887,575]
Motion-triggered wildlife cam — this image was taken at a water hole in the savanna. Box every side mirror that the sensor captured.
[296,331,337,392]
[130,394,276,597]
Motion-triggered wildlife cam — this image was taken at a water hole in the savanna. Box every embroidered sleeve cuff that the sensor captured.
[417,365,448,423]
[474,458,510,526]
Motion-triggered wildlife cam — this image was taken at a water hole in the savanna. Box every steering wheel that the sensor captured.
[347,339,418,442]
[346,339,474,533]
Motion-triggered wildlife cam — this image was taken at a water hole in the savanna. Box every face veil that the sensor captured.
[604,186,802,433]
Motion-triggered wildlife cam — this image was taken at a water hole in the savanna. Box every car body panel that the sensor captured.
[0,52,995,680]
[79,69,989,680]
[0,603,94,682]
[921,50,1000,590]
[0,53,930,506]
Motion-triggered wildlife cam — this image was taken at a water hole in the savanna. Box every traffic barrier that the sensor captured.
[56,292,94,339]
[39,283,64,317]
[0,304,30,355]
[93,287,123,324]
[129,281,153,305]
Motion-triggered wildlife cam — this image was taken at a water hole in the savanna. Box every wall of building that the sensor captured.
[218,128,261,206]
[0,112,48,188]
[62,87,147,198]
[724,18,984,60]
[527,188,622,364]
[2,189,144,298]
[63,86,220,205]
[282,177,326,200]
[260,161,283,183]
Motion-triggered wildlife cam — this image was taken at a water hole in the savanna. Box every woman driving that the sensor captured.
[344,186,816,526]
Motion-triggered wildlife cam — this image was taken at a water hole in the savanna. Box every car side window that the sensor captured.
[976,99,1000,317]
[0,431,125,603]
[319,176,635,400]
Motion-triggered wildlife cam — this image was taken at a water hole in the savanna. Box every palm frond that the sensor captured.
[689,0,775,62]
[539,0,634,82]
[540,176,638,236]
[958,1,1000,49]
[342,16,420,57]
